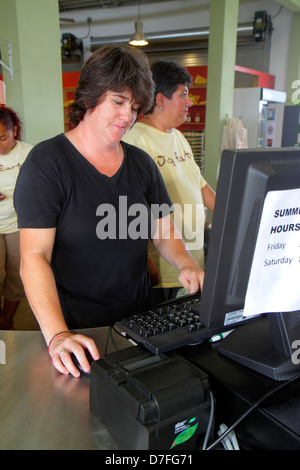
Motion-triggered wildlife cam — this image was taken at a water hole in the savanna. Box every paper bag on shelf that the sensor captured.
[221,117,248,152]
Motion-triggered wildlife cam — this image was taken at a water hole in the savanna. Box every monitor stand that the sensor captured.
[218,312,300,381]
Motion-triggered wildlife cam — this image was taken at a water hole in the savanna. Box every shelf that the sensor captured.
[185,122,205,126]
[190,84,206,88]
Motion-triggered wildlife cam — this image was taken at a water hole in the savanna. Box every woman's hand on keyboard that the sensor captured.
[178,263,204,293]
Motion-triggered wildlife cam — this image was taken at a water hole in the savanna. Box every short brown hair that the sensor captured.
[70,44,154,126]
[146,60,193,114]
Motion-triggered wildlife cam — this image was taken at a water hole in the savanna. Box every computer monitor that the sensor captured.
[201,147,300,381]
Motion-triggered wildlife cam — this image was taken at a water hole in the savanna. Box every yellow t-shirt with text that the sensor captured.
[123,122,206,287]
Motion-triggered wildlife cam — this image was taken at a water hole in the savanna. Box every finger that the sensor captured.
[57,349,82,378]
[69,346,92,375]
[198,271,205,291]
[178,271,198,291]
[62,343,99,377]
[178,271,190,289]
[178,270,201,294]
[188,274,200,294]
[71,335,100,361]
[52,350,74,376]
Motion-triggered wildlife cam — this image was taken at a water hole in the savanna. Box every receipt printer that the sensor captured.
[90,345,212,450]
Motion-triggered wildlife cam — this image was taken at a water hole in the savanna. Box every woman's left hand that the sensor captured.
[178,263,204,293]
[152,215,205,293]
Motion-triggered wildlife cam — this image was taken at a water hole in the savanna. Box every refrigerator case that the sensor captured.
[233,87,286,148]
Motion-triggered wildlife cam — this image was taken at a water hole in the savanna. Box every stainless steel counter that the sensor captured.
[0,327,131,450]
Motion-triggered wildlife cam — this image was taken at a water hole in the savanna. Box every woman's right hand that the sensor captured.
[48,332,100,377]
[19,228,101,377]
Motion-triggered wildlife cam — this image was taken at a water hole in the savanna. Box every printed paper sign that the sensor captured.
[244,188,300,316]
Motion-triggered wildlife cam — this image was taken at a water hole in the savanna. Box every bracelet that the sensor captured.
[47,330,70,353]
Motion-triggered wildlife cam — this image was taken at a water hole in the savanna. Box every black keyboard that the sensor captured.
[116,293,212,354]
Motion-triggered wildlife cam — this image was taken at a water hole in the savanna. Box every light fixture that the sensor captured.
[129,2,148,47]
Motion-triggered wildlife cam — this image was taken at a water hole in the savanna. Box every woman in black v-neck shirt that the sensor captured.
[14,45,204,377]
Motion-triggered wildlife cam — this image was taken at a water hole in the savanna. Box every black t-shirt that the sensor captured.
[14,134,172,328]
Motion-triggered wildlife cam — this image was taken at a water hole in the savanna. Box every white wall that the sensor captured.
[59,0,293,92]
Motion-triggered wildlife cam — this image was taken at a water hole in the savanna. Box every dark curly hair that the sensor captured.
[0,107,22,140]
[69,44,154,126]
[145,60,193,114]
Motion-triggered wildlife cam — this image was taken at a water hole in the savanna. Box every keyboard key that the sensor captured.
[186,324,196,332]
[194,322,204,330]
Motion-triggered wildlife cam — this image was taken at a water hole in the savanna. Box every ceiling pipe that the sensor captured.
[59,0,174,11]
[90,23,254,47]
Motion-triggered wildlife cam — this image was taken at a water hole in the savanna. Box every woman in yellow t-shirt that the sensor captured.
[0,107,32,328]
[123,60,215,304]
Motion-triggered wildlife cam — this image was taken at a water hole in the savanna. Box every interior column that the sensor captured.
[204,0,239,191]
[0,0,64,144]
[286,12,300,104]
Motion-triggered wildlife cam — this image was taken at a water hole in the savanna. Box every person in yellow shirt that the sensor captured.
[123,60,215,304]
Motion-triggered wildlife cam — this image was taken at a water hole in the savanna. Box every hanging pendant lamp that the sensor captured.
[129,2,148,46]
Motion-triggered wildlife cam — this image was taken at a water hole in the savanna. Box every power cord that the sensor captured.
[217,424,239,450]
[201,391,215,450]
[206,372,300,450]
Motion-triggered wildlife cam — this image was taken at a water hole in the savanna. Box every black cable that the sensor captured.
[109,325,120,351]
[271,5,283,19]
[112,325,124,338]
[78,19,91,40]
[202,391,215,450]
[206,372,300,450]
[104,326,112,355]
